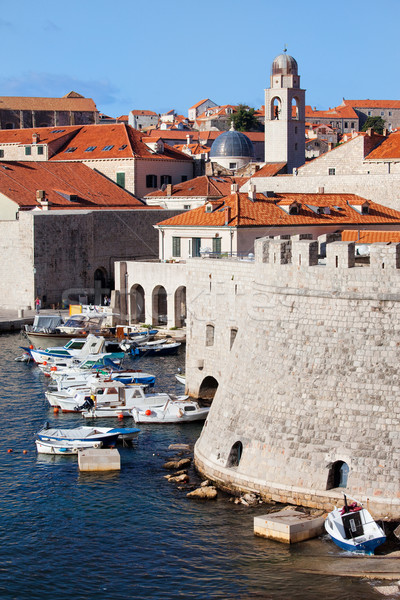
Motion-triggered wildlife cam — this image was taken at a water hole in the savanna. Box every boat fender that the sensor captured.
[145,410,152,416]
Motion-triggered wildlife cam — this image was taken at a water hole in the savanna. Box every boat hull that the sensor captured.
[35,439,102,454]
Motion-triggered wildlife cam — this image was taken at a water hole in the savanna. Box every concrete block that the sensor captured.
[254,509,325,544]
[78,448,120,472]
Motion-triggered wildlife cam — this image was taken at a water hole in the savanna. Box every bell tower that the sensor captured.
[264,50,305,173]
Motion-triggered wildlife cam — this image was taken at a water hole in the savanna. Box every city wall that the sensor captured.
[190,240,400,518]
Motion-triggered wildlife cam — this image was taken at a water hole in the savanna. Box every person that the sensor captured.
[104,295,109,306]
[35,296,41,314]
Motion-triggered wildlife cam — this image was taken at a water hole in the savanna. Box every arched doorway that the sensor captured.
[94,267,108,305]
[227,441,243,468]
[130,284,145,323]
[174,286,186,328]
[271,96,282,120]
[152,285,167,326]
[198,376,218,402]
[326,460,349,489]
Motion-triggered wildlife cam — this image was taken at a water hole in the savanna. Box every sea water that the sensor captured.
[0,334,381,599]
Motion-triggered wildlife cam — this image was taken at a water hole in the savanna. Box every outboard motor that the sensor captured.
[74,397,95,412]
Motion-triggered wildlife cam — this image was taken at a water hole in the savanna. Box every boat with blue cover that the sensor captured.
[36,424,140,446]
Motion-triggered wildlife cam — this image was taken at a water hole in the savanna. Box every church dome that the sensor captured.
[271,52,298,76]
[210,129,254,159]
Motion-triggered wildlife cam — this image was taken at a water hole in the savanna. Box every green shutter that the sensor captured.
[172,237,181,257]
[212,237,221,254]
[116,172,125,188]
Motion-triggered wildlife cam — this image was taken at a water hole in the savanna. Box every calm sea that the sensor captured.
[0,333,381,600]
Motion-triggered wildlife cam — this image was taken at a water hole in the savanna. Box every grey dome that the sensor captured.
[271,52,298,76]
[210,130,254,159]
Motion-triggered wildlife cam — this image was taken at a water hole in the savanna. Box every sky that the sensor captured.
[1,0,399,119]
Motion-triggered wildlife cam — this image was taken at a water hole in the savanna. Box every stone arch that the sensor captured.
[174,286,186,328]
[198,375,218,401]
[152,285,167,326]
[326,460,349,489]
[94,267,108,305]
[130,284,145,323]
[291,97,299,120]
[227,441,243,468]
[271,96,282,120]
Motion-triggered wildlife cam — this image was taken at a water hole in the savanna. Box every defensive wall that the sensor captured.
[189,238,400,518]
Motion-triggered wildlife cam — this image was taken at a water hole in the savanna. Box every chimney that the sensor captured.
[231,183,239,193]
[383,128,388,136]
[186,134,192,145]
[32,133,39,144]
[318,187,325,194]
[248,183,256,202]
[224,206,231,225]
[166,184,172,196]
[36,190,45,200]
[328,142,333,151]
[367,127,373,137]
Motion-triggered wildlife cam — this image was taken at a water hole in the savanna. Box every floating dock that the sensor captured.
[254,509,326,544]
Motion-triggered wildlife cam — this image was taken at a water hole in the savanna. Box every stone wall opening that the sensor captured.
[227,441,243,468]
[326,460,349,489]
[152,285,167,326]
[94,267,108,305]
[130,284,145,323]
[174,286,186,328]
[198,375,218,402]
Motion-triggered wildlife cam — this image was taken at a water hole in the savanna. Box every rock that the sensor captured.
[187,486,217,500]
[200,479,210,487]
[168,473,189,483]
[375,585,400,596]
[393,524,400,540]
[241,493,259,506]
[163,458,192,470]
[168,443,191,451]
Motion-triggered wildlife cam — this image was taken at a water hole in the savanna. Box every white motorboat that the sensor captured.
[35,439,102,455]
[131,341,181,358]
[50,368,155,391]
[81,385,172,418]
[175,374,186,385]
[36,424,139,446]
[324,496,386,554]
[131,399,209,423]
[28,334,124,366]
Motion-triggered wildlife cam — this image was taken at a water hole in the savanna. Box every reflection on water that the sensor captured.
[0,333,380,600]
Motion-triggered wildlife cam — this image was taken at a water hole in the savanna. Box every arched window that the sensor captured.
[271,97,281,120]
[326,461,349,489]
[227,441,243,468]
[230,328,237,350]
[292,97,299,120]
[130,284,145,323]
[206,324,215,346]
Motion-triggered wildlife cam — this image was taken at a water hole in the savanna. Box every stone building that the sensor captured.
[305,104,359,134]
[340,99,400,131]
[0,91,98,129]
[128,110,159,130]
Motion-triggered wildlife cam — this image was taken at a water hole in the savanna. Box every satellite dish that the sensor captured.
[356,244,370,257]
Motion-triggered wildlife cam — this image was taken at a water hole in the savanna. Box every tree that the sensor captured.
[361,116,386,135]
[229,104,262,132]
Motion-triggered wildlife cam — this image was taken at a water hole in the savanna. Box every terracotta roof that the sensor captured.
[155,192,400,228]
[305,105,358,120]
[251,163,287,178]
[0,125,81,145]
[131,110,158,116]
[174,143,210,156]
[342,230,400,243]
[365,131,400,160]
[0,94,97,111]
[145,130,264,144]
[42,123,193,162]
[189,99,211,110]
[145,175,246,199]
[343,99,400,109]
[0,161,154,210]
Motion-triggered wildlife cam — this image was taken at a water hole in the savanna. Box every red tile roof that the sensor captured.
[0,126,81,145]
[305,105,358,120]
[145,175,246,199]
[130,110,158,116]
[251,163,287,178]
[174,143,210,156]
[189,99,212,110]
[0,161,155,210]
[342,230,400,243]
[0,93,97,111]
[156,192,400,228]
[343,99,400,109]
[365,131,400,160]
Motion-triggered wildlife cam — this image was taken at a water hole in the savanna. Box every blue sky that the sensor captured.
[1,0,399,119]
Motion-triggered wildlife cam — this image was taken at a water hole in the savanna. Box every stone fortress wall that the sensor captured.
[189,238,400,518]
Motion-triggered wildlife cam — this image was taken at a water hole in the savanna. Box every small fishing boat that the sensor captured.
[80,385,172,418]
[26,334,124,366]
[36,425,124,447]
[35,439,103,455]
[131,341,181,358]
[50,367,156,391]
[175,374,186,385]
[324,495,386,554]
[131,399,209,424]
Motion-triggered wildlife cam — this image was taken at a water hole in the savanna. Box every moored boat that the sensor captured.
[131,341,181,358]
[36,425,124,447]
[324,496,386,554]
[35,439,103,455]
[131,399,209,424]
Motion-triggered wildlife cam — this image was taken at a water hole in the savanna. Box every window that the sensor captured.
[102,145,114,151]
[118,144,127,151]
[229,162,237,169]
[351,122,355,128]
[381,112,384,116]
[191,237,201,257]
[315,142,319,147]
[65,147,77,153]
[344,122,348,128]
[24,146,31,156]
[116,172,125,188]
[183,204,191,210]
[181,175,188,182]
[51,129,65,134]
[295,126,298,134]
[160,175,172,186]
[212,237,221,254]
[326,461,349,489]
[389,112,392,117]
[368,111,371,116]
[172,237,181,257]
[37,146,44,155]
[227,441,243,467]
[230,328,237,350]
[0,149,4,158]
[206,324,215,346]
[294,143,298,150]
[146,174,157,188]
[85,146,97,152]
[328,168,336,175]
